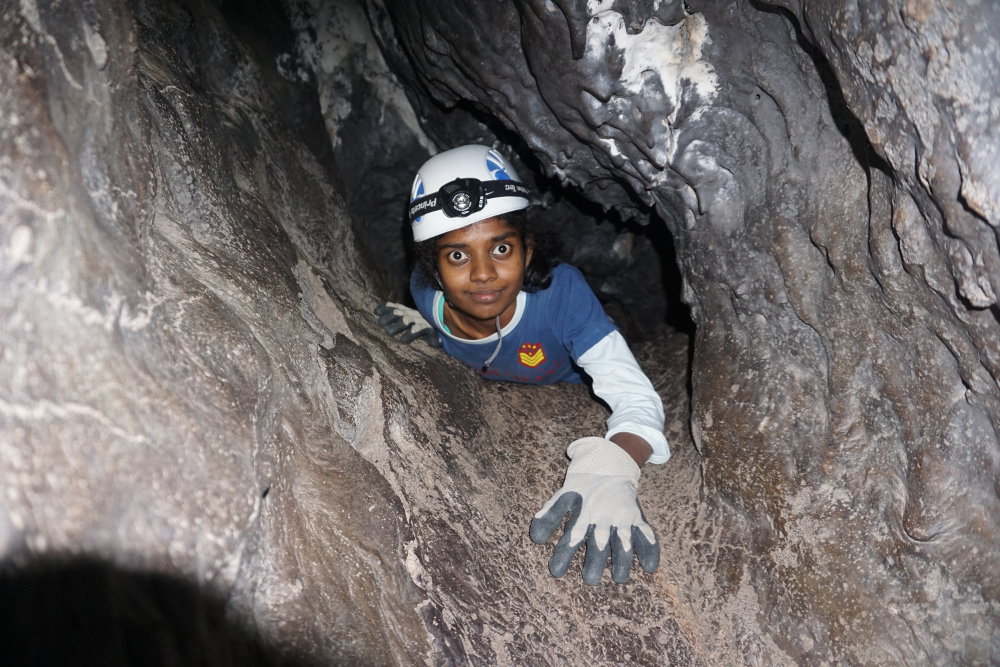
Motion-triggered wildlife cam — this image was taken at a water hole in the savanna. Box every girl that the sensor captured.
[376,144,669,585]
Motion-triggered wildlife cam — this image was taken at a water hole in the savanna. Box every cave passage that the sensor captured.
[1,0,998,664]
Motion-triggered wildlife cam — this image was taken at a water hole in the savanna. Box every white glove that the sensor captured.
[529,437,659,585]
[374,302,441,346]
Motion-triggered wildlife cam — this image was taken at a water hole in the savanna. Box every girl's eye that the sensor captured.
[447,250,467,263]
[493,243,511,256]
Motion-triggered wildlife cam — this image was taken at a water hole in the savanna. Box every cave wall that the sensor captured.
[0,0,430,662]
[1,0,723,664]
[2,0,998,664]
[371,0,1000,662]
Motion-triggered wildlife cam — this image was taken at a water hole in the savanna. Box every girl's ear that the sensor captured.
[524,233,535,268]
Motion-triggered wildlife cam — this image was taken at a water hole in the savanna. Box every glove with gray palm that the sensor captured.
[374,302,442,347]
[530,436,659,585]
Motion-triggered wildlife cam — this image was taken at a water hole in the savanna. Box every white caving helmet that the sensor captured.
[409,144,531,242]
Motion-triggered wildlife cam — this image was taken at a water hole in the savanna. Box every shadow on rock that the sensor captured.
[0,556,315,667]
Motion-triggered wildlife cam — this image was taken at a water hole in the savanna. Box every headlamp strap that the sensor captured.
[409,178,530,223]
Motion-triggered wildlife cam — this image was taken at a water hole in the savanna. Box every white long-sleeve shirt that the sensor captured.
[410,264,670,462]
[578,331,670,464]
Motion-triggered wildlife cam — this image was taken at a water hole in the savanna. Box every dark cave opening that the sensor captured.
[224,0,694,339]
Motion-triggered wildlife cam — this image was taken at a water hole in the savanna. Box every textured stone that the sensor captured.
[372,0,1000,663]
[0,0,717,664]
[1,0,424,662]
[2,0,998,664]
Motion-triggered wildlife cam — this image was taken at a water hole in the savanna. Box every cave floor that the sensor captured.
[454,327,788,665]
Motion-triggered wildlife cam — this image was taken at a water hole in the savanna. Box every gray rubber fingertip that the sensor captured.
[386,322,411,336]
[582,525,609,586]
[549,542,576,578]
[548,518,583,578]
[398,329,424,343]
[633,525,660,573]
[610,528,632,583]
[529,516,555,544]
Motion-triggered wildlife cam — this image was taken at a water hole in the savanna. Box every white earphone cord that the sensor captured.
[481,316,503,373]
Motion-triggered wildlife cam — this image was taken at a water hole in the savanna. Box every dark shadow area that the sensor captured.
[0,556,316,667]
[643,210,695,335]
[540,182,694,337]
[219,0,336,174]
[220,0,407,302]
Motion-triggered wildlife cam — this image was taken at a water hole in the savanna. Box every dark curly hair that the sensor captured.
[411,208,560,292]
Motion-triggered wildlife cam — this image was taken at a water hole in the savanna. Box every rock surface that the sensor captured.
[1,0,997,665]
[0,0,716,664]
[371,0,1000,663]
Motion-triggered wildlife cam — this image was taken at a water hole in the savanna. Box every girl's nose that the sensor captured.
[470,254,497,282]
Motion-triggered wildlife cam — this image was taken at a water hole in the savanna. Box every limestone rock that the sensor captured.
[2,0,998,664]
[373,0,1000,662]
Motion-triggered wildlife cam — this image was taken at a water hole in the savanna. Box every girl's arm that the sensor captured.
[576,330,670,465]
[609,432,654,467]
[529,330,667,584]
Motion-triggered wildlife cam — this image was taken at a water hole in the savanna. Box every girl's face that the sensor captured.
[435,216,533,333]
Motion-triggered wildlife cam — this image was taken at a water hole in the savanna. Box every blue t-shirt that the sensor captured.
[410,263,616,384]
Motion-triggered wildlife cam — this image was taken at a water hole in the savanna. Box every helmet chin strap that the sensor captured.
[481,316,503,374]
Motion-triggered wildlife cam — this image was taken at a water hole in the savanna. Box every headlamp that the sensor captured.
[439,178,486,217]
[409,177,530,224]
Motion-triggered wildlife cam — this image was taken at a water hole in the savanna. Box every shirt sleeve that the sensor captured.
[576,330,671,464]
[552,265,617,359]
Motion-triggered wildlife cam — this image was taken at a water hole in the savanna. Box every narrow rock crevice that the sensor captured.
[1,0,997,664]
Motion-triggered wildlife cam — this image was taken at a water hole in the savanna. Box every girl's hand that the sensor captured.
[374,302,442,347]
[529,437,660,585]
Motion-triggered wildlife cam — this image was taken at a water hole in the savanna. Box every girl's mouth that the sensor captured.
[468,289,503,304]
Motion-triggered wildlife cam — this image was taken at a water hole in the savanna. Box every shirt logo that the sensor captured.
[518,343,546,368]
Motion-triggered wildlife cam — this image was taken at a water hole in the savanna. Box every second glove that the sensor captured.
[374,302,442,347]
